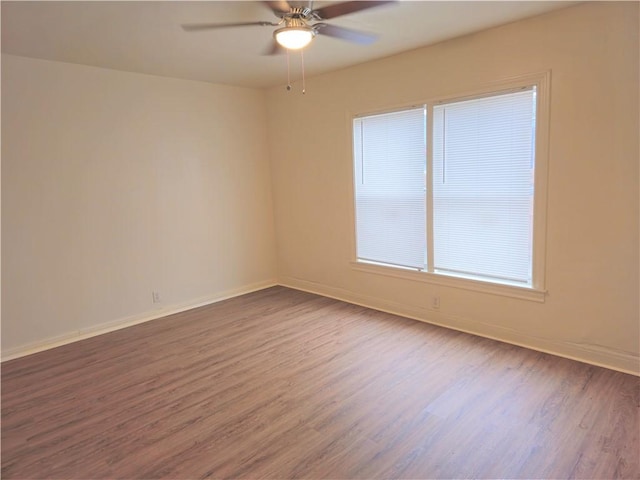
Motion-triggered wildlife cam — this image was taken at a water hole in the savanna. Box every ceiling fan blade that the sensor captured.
[263,40,286,55]
[314,23,378,45]
[263,1,292,15]
[182,21,279,32]
[313,1,395,20]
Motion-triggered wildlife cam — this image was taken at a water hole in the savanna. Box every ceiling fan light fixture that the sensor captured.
[274,26,315,50]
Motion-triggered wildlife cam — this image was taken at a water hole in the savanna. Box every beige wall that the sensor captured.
[266,2,639,373]
[2,55,277,355]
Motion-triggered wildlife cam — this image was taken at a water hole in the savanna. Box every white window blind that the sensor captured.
[353,107,426,269]
[432,88,536,284]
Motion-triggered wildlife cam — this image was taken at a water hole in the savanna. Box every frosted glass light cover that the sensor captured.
[275,28,314,50]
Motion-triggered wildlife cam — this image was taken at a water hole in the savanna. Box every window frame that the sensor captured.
[348,72,550,302]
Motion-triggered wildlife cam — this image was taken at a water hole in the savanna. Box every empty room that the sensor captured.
[2,1,638,478]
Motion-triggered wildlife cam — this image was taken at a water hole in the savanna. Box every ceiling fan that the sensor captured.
[182,1,396,53]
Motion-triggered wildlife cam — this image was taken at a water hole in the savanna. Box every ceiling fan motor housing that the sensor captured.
[286,6,314,20]
[285,16,310,29]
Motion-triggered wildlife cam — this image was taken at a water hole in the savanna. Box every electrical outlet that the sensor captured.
[152,291,161,303]
[431,296,440,310]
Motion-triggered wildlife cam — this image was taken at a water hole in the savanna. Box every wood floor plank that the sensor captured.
[2,286,638,479]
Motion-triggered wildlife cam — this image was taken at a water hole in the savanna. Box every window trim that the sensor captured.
[348,71,550,302]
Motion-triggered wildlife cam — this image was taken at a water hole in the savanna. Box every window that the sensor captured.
[353,107,426,270]
[352,76,548,297]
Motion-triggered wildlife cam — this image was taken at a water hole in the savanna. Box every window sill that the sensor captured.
[351,261,546,303]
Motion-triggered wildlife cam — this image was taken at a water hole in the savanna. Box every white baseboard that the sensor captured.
[280,276,640,376]
[1,279,278,362]
[4,277,638,376]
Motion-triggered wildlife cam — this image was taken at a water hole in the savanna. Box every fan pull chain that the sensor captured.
[286,49,292,91]
[283,48,307,94]
[301,49,306,95]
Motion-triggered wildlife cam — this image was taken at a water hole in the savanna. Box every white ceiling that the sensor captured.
[1,1,576,89]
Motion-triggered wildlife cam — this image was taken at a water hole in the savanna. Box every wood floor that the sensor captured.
[2,286,639,479]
